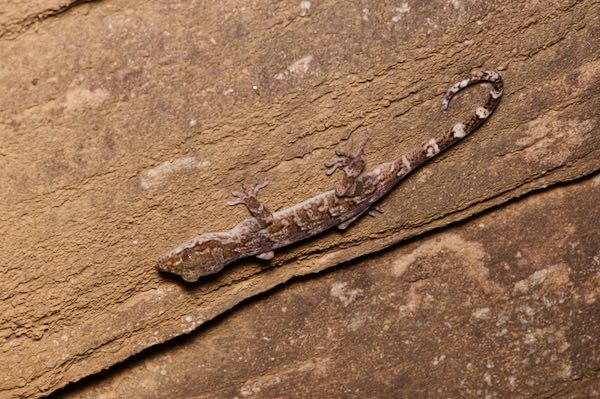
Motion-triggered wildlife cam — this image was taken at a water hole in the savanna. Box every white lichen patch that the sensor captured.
[63,86,109,112]
[513,269,548,295]
[330,281,363,307]
[275,55,314,80]
[349,311,369,331]
[391,251,415,276]
[512,264,570,297]
[391,3,411,22]
[140,156,209,189]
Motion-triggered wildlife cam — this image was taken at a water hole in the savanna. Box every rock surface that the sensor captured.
[56,173,600,398]
[1,0,599,397]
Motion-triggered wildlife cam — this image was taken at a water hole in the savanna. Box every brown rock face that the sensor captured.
[1,0,599,398]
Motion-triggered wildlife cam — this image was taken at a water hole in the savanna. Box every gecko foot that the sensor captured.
[256,251,274,260]
[368,205,384,217]
[325,138,368,197]
[227,179,273,228]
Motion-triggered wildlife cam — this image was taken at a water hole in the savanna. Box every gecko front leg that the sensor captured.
[325,138,368,197]
[227,180,273,229]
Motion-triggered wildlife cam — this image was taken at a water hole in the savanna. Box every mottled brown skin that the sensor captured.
[157,71,504,282]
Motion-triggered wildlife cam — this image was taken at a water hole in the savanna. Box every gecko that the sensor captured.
[157,70,504,282]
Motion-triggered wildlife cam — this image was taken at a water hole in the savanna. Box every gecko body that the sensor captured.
[157,71,503,282]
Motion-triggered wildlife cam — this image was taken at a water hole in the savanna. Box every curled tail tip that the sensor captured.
[440,69,503,111]
[482,70,502,82]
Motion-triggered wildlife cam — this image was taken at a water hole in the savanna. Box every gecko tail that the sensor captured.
[440,70,504,113]
[391,70,504,178]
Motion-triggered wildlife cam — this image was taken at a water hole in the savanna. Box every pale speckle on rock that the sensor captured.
[432,354,446,366]
[483,372,492,386]
[349,312,369,331]
[391,3,411,22]
[362,8,369,21]
[397,284,425,317]
[523,333,537,344]
[558,363,572,379]
[516,250,522,258]
[275,55,315,80]
[299,1,311,16]
[63,86,109,113]
[292,58,313,77]
[472,307,491,320]
[518,305,536,317]
[496,328,508,337]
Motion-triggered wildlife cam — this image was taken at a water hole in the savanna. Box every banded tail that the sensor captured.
[395,70,503,175]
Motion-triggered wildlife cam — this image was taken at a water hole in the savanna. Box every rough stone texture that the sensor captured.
[55,173,600,398]
[1,0,599,398]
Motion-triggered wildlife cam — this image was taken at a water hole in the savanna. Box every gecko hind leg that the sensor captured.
[256,251,274,260]
[325,138,368,197]
[338,205,383,231]
[368,205,384,217]
[227,179,273,228]
[337,211,366,230]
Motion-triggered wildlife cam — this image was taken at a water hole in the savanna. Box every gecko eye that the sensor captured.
[181,249,192,262]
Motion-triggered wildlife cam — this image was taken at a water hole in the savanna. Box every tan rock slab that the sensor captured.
[1,0,599,397]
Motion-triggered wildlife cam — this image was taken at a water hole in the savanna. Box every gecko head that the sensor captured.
[156,235,228,282]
